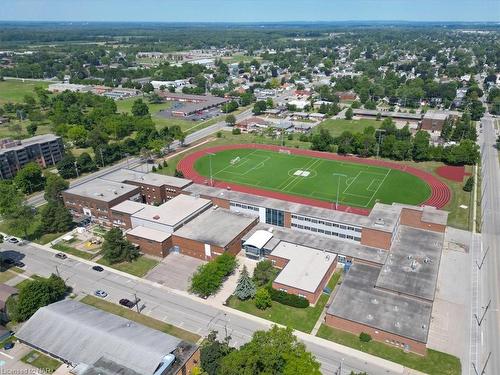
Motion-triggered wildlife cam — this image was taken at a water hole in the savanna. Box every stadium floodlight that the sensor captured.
[208,152,216,186]
[332,173,348,210]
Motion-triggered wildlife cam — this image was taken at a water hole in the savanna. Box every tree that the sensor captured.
[57,154,78,179]
[44,174,69,204]
[190,254,237,297]
[253,260,276,286]
[359,332,372,342]
[131,99,149,117]
[225,114,236,126]
[252,100,267,115]
[255,287,272,310]
[67,125,88,147]
[345,107,353,120]
[10,274,68,322]
[102,228,140,264]
[412,131,431,161]
[463,176,474,192]
[201,331,234,375]
[142,82,154,93]
[310,128,333,152]
[0,182,23,216]
[14,162,45,194]
[26,122,38,136]
[39,202,73,234]
[76,152,98,173]
[234,266,256,300]
[219,326,321,375]
[6,204,34,239]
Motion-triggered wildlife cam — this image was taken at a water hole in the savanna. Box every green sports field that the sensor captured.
[193,149,431,208]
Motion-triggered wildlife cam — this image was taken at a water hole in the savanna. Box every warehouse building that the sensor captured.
[171,207,258,260]
[159,92,229,117]
[0,134,64,180]
[102,169,192,205]
[16,300,200,375]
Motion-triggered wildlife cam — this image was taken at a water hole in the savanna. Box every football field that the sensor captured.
[193,148,431,208]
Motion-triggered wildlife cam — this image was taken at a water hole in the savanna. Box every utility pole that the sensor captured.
[208,152,215,187]
[134,293,141,314]
[74,161,79,178]
[375,128,386,159]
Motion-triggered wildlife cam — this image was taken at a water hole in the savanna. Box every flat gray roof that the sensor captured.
[376,226,444,301]
[353,109,422,120]
[132,194,211,227]
[0,134,61,155]
[365,203,402,233]
[16,300,182,375]
[327,263,432,343]
[127,226,171,243]
[184,184,372,227]
[424,110,449,121]
[64,179,139,203]
[173,208,256,248]
[242,223,388,265]
[102,169,192,188]
[111,200,146,215]
[272,241,336,293]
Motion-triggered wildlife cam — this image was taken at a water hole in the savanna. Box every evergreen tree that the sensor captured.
[102,228,140,264]
[234,266,256,300]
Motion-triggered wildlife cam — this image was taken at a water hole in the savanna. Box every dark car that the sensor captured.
[2,258,14,265]
[119,299,135,308]
[6,237,19,244]
[55,253,67,260]
[3,342,14,350]
[14,261,25,268]
[92,265,104,272]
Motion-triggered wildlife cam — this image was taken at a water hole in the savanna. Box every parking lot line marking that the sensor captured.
[0,351,14,359]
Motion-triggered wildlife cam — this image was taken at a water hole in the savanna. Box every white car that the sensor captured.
[94,290,108,298]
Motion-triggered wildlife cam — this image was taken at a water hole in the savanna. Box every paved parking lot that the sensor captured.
[0,341,47,373]
[145,253,205,291]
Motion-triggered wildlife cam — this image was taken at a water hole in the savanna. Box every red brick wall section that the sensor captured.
[324,314,427,356]
[400,208,446,233]
[360,228,392,250]
[171,235,224,260]
[110,211,133,229]
[284,212,292,228]
[267,255,289,269]
[173,347,201,375]
[211,197,231,209]
[126,234,172,258]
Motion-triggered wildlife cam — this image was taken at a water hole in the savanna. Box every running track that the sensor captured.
[178,144,452,215]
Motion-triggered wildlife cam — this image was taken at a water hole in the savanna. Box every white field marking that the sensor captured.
[213,149,258,177]
[366,178,382,192]
[342,171,361,194]
[240,156,271,176]
[284,159,323,192]
[281,158,322,192]
[276,157,318,190]
[366,168,392,207]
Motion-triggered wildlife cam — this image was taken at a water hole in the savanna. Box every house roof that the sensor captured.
[16,300,183,375]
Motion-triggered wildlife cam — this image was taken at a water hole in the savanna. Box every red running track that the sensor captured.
[178,144,452,215]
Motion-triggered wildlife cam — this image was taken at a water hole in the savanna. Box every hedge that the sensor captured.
[266,285,309,308]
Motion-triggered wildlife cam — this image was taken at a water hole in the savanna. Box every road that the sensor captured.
[477,114,500,375]
[0,241,405,375]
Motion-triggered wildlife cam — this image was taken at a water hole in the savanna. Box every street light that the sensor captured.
[332,173,347,211]
[208,152,216,187]
[375,128,386,159]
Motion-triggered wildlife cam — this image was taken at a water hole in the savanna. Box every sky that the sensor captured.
[0,0,499,23]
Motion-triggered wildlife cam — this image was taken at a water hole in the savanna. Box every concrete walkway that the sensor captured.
[311,269,343,335]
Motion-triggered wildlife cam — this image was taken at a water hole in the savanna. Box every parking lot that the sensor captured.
[145,253,205,291]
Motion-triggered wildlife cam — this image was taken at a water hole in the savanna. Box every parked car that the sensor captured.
[92,265,104,272]
[94,290,108,298]
[119,298,135,308]
[3,342,14,350]
[7,237,19,244]
[14,261,25,268]
[55,253,67,259]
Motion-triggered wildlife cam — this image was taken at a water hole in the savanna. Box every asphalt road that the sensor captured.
[0,241,405,375]
[478,114,500,375]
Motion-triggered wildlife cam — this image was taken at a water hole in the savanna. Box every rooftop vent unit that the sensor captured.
[394,305,399,312]
[394,321,401,328]
[325,255,330,261]
[113,190,118,195]
[410,259,418,270]
[374,218,385,227]
[213,205,218,210]
[421,324,427,330]
[424,257,432,264]
[153,215,160,220]
[407,255,413,260]
[371,298,379,305]
[367,314,373,320]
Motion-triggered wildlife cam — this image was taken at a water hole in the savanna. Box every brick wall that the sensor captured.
[324,314,427,355]
[421,118,445,132]
[110,211,133,229]
[400,208,446,233]
[360,228,392,250]
[284,212,292,228]
[173,347,201,375]
[126,233,172,258]
[171,236,224,260]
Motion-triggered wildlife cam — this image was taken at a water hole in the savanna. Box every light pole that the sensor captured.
[375,128,386,159]
[208,152,215,186]
[332,173,347,211]
[74,161,79,178]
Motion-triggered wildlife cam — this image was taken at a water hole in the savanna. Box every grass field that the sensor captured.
[194,148,431,208]
[316,118,382,137]
[0,80,49,104]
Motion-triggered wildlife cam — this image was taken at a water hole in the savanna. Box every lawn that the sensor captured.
[315,118,382,138]
[316,325,461,375]
[193,148,431,208]
[97,256,159,277]
[81,295,200,343]
[0,269,21,283]
[52,242,99,260]
[0,80,49,104]
[227,271,342,333]
[21,350,61,373]
[15,275,45,290]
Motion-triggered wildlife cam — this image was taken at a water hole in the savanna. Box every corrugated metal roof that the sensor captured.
[16,300,181,375]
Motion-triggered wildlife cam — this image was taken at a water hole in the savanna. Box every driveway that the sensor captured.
[145,253,205,291]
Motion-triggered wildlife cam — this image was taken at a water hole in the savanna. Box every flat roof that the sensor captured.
[375,226,444,301]
[103,169,192,188]
[64,179,139,203]
[173,208,256,248]
[110,200,146,215]
[16,300,183,375]
[423,110,449,121]
[132,194,211,227]
[242,223,387,265]
[353,109,422,120]
[327,263,432,343]
[184,184,373,228]
[365,203,402,233]
[243,230,274,249]
[0,134,61,155]
[272,242,336,293]
[127,226,171,243]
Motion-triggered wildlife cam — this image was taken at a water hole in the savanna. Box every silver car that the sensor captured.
[94,290,108,298]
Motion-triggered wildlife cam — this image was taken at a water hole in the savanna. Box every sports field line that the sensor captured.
[241,156,271,176]
[366,179,382,192]
[281,158,322,192]
[276,157,319,191]
[213,149,258,177]
[342,171,361,195]
[283,159,323,193]
[366,168,392,207]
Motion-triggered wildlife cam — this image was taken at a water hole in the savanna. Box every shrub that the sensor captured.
[232,128,241,135]
[359,332,372,342]
[253,260,277,286]
[190,254,238,297]
[255,288,272,310]
[267,286,309,308]
[463,176,474,192]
